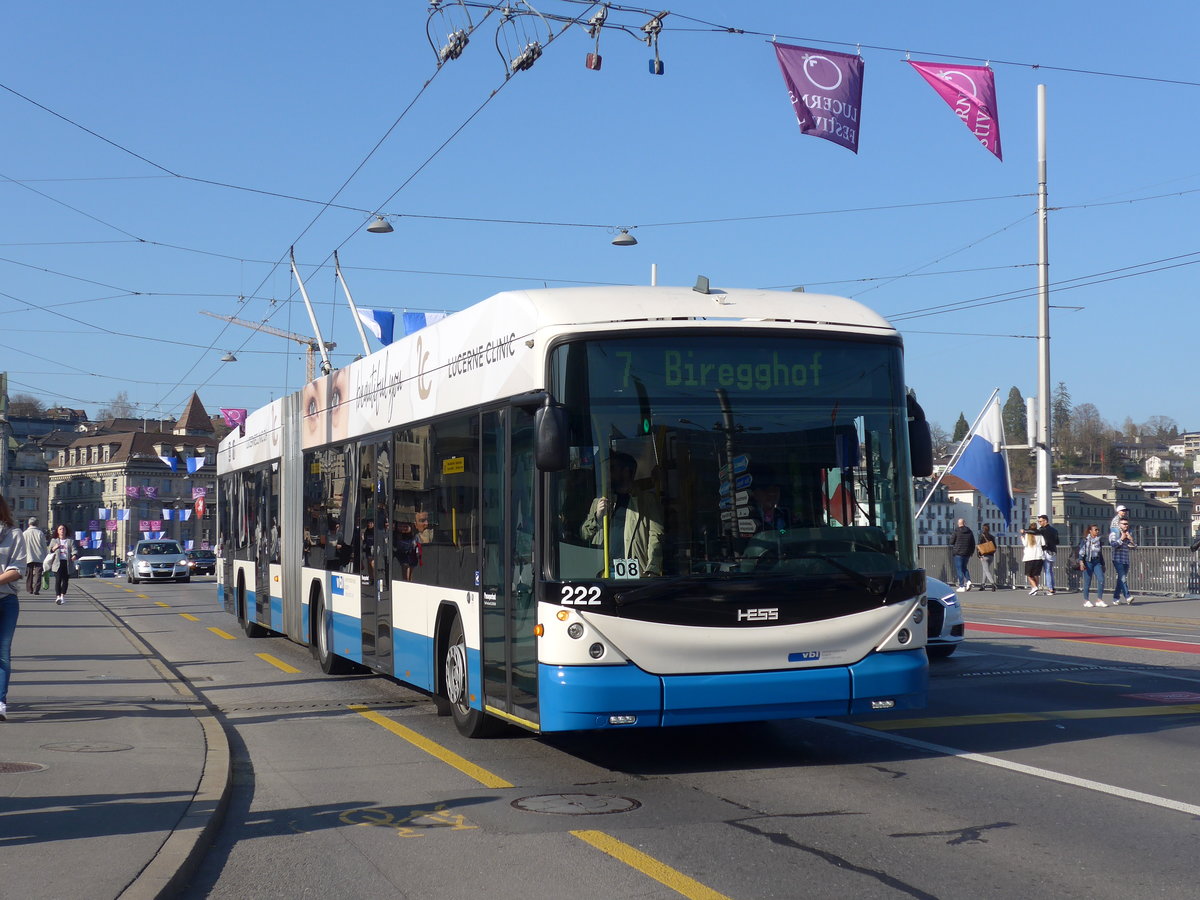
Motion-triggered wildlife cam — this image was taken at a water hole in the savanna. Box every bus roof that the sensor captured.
[479,285,896,334]
[219,285,898,467]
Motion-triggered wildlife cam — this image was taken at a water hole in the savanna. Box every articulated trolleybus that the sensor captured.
[216,284,934,737]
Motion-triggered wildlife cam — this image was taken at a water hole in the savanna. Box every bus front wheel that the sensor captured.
[444,617,495,738]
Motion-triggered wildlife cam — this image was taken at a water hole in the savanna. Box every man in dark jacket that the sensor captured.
[1033,514,1060,594]
[949,518,976,592]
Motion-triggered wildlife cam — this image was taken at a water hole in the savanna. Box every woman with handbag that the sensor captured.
[976,524,998,591]
[1,495,31,721]
[1078,523,1107,608]
[47,525,76,605]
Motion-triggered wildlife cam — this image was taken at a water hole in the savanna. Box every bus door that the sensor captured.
[480,406,539,728]
[358,438,394,673]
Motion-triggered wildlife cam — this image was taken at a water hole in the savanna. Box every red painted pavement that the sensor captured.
[967,621,1200,655]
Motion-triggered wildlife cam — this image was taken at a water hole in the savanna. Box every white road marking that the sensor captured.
[822,719,1200,819]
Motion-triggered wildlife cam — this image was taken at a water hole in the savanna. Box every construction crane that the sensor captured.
[200,311,336,382]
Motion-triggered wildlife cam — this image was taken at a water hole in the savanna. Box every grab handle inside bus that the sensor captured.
[535,396,569,471]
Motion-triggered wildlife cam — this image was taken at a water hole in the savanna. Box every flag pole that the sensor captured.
[335,251,373,356]
[913,387,1000,521]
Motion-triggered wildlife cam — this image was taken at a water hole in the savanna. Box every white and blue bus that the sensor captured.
[216,284,934,736]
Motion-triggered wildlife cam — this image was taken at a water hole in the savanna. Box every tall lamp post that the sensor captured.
[1035,84,1053,519]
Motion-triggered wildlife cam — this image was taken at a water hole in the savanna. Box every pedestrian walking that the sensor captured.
[22,517,47,596]
[1032,514,1060,594]
[1109,517,1136,605]
[47,524,77,605]
[949,518,976,592]
[1077,524,1107,608]
[1,496,31,721]
[976,523,998,590]
[1020,522,1045,595]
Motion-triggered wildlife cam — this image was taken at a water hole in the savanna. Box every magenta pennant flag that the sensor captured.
[908,61,1002,160]
[773,43,864,154]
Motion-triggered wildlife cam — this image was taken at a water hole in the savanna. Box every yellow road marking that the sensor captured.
[179,613,200,621]
[349,705,512,789]
[571,830,732,900]
[137,594,149,599]
[868,702,1200,731]
[207,627,237,640]
[257,652,301,674]
[155,601,170,608]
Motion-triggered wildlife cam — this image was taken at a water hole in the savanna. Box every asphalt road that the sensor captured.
[81,579,1200,900]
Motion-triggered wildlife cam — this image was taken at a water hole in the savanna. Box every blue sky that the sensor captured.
[3,2,1197,438]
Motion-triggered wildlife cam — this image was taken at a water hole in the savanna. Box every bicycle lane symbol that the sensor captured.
[338,804,480,838]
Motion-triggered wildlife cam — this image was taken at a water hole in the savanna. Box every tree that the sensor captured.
[7,393,46,416]
[1002,386,1034,490]
[1052,381,1072,455]
[96,391,136,420]
[1142,416,1179,442]
[1073,403,1110,470]
[1002,386,1027,444]
[929,422,953,458]
[952,412,969,443]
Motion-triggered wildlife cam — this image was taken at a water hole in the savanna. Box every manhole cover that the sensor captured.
[512,793,641,815]
[0,762,47,775]
[41,741,133,753]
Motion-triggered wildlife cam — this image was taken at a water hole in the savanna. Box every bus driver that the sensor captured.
[580,452,663,577]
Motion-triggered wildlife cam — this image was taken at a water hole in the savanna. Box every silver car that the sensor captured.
[925,575,965,658]
[128,539,190,584]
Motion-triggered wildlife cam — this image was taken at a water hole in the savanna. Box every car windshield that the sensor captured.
[139,542,182,555]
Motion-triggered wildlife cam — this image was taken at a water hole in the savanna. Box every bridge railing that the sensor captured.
[917,544,1200,596]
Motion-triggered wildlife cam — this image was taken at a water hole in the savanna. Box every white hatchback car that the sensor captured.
[128,539,190,584]
[925,575,965,658]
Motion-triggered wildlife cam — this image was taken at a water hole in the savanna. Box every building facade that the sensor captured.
[47,394,222,557]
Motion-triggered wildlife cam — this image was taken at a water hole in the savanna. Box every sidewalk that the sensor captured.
[0,585,229,900]
[957,583,1200,624]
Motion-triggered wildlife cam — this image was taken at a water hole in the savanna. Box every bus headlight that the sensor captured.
[567,623,585,639]
[896,628,912,645]
[911,608,924,624]
[588,642,605,659]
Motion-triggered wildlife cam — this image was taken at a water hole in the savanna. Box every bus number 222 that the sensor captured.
[560,585,602,605]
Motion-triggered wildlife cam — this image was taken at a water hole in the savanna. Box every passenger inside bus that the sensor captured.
[580,451,664,577]
[394,521,420,581]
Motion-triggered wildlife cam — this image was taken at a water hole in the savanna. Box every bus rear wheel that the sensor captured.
[313,593,351,675]
[238,578,268,637]
[444,616,495,738]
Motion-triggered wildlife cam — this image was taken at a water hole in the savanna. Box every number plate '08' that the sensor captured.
[559,585,603,606]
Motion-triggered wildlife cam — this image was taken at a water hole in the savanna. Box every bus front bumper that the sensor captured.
[537,649,927,732]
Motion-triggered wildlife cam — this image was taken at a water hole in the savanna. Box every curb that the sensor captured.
[83,589,232,900]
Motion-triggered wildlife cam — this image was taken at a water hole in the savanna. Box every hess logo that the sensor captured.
[737,608,779,622]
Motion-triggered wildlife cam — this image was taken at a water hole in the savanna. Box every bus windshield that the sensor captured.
[547,333,916,585]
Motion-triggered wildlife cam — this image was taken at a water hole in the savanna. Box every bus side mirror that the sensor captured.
[535,399,569,472]
[907,394,934,477]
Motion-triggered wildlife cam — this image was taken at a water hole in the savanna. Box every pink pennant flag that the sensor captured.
[773,43,864,154]
[221,408,248,437]
[908,61,1002,160]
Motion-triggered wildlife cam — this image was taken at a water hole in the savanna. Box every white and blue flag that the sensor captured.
[403,311,446,336]
[950,398,1014,527]
[356,308,396,346]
